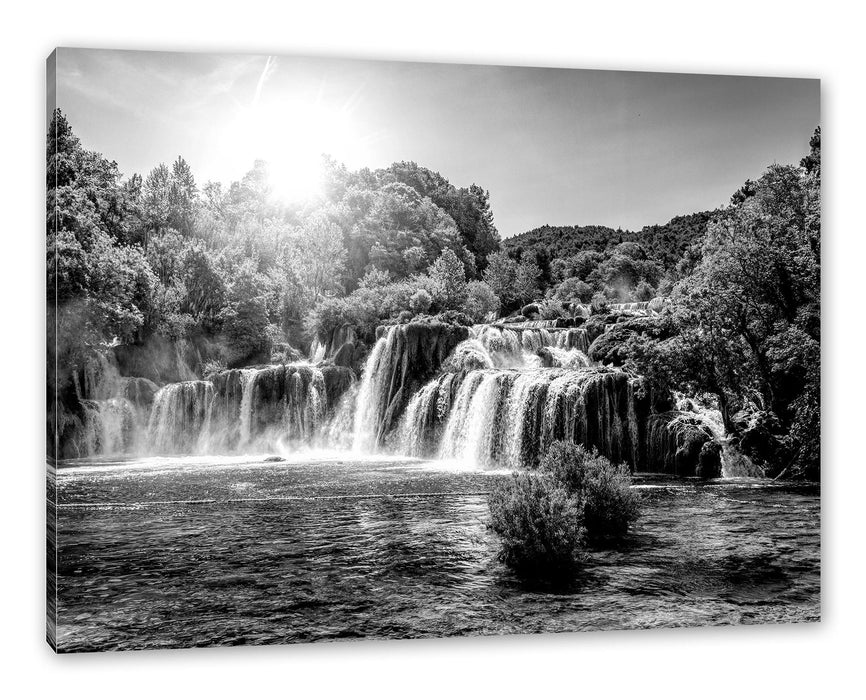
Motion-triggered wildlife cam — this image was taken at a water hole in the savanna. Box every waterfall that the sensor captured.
[517,319,559,328]
[351,330,392,452]
[466,325,590,368]
[238,368,260,446]
[71,352,157,456]
[148,381,215,454]
[80,398,138,455]
[610,301,651,313]
[672,396,764,478]
[64,319,761,477]
[208,363,331,453]
[144,363,344,455]
[399,367,648,470]
[350,322,470,452]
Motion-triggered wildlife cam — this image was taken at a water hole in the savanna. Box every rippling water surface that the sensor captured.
[51,455,819,652]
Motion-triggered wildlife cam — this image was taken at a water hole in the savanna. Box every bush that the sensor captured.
[433,309,472,326]
[590,292,610,315]
[521,303,540,318]
[538,298,566,320]
[464,280,500,322]
[270,341,302,365]
[202,358,227,378]
[634,280,656,302]
[409,288,432,315]
[488,472,585,578]
[489,441,640,580]
[538,442,640,544]
[304,295,377,344]
[554,277,593,304]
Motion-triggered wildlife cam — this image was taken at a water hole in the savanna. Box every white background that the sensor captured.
[0,1,862,697]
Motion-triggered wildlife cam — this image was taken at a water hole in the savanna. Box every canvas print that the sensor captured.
[46,49,820,653]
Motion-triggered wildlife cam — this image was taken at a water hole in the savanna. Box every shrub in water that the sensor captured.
[488,472,585,578]
[539,442,640,545]
[489,442,641,578]
[540,443,639,544]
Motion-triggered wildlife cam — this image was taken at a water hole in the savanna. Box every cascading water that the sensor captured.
[399,366,648,470]
[349,322,470,452]
[237,368,260,446]
[68,319,759,478]
[352,331,391,453]
[115,360,347,456]
[672,395,765,478]
[466,325,592,368]
[73,352,158,456]
[148,381,215,454]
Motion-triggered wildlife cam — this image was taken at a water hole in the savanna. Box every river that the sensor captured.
[49,454,820,652]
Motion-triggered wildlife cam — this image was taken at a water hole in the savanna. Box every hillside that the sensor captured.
[503,210,719,270]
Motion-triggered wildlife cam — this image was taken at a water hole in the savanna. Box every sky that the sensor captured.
[53,48,819,238]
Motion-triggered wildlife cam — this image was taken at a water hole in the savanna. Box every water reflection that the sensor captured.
[54,457,819,652]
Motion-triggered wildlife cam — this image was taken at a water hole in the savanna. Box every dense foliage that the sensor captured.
[47,109,502,368]
[538,442,640,544]
[498,211,717,311]
[626,129,821,478]
[488,471,586,578]
[47,108,820,478]
[489,441,640,579]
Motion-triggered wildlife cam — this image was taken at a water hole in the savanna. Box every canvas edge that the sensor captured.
[46,47,59,653]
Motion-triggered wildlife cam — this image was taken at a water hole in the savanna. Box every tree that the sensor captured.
[409,288,433,315]
[553,276,593,303]
[220,259,274,365]
[429,248,468,310]
[483,250,518,309]
[142,163,171,244]
[464,281,500,322]
[514,252,542,305]
[168,156,197,236]
[287,215,347,304]
[379,161,501,272]
[627,148,820,476]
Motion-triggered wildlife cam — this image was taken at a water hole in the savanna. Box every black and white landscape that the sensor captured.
[47,49,820,652]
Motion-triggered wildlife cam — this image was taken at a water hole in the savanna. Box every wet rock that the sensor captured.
[588,327,634,366]
[736,411,790,476]
[321,365,355,405]
[122,377,159,411]
[367,322,470,443]
[332,341,355,369]
[521,303,540,319]
[646,411,714,476]
[696,440,723,479]
[263,455,285,462]
[536,347,556,367]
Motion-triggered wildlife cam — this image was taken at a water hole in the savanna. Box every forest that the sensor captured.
[47,109,820,477]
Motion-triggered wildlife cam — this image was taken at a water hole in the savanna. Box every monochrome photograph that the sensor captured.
[46,48,820,653]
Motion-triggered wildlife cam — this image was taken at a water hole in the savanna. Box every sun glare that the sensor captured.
[232,99,356,205]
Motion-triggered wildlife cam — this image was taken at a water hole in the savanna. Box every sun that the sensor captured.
[233,99,356,204]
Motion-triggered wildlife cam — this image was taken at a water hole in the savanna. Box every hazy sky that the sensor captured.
[53,48,819,237]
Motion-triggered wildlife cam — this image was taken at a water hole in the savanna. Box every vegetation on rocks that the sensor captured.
[48,106,820,478]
